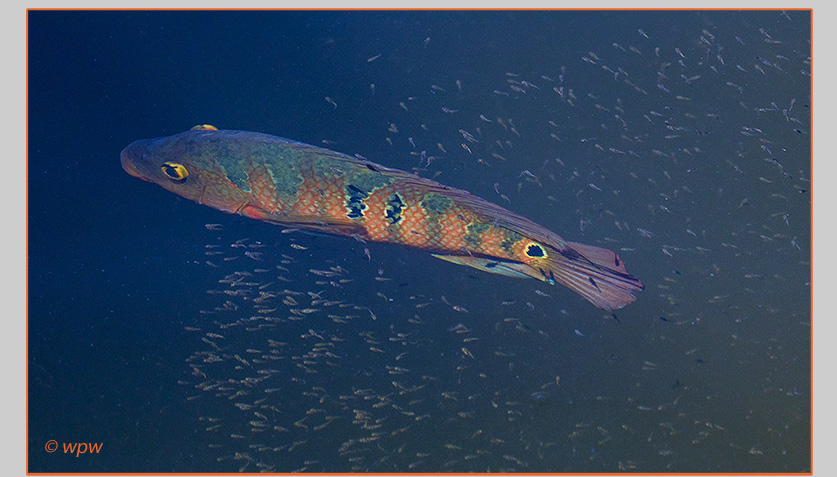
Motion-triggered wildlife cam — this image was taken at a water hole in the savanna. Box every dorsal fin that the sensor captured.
[190,124,218,131]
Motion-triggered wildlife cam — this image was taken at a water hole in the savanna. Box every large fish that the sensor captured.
[121,125,643,310]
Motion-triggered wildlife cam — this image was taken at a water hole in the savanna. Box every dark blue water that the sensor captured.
[28,10,810,473]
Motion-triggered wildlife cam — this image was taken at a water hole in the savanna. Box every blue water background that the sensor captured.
[28,10,810,473]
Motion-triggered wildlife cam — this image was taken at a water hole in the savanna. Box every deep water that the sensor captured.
[28,10,810,473]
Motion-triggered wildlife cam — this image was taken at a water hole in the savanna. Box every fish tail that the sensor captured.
[543,241,644,311]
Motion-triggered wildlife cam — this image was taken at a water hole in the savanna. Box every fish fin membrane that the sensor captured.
[431,254,533,279]
[546,242,644,311]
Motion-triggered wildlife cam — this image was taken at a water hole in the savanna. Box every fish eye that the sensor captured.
[161,162,189,182]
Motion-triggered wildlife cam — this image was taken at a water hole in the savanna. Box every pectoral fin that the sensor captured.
[431,254,535,280]
[241,206,365,236]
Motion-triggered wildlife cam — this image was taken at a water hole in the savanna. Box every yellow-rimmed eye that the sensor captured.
[161,162,189,181]
[525,242,547,259]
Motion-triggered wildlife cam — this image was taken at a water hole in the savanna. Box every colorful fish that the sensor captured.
[121,125,643,310]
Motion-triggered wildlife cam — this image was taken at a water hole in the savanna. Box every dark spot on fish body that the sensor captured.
[526,244,545,257]
[345,185,368,219]
[419,193,453,214]
[385,194,405,225]
[500,231,524,254]
[419,193,454,230]
[465,222,491,246]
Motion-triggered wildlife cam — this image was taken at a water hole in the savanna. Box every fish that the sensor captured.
[121,125,643,310]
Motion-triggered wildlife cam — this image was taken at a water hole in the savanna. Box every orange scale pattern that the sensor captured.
[287,176,322,217]
[432,208,470,251]
[473,227,515,259]
[358,187,393,242]
[247,164,286,211]
[390,192,443,249]
[317,181,347,221]
[249,158,525,263]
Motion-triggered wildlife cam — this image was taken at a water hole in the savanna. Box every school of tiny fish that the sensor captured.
[177,13,809,473]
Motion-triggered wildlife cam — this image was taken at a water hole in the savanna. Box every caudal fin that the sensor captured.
[546,241,644,311]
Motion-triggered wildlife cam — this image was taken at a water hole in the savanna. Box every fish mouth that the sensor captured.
[120,148,148,181]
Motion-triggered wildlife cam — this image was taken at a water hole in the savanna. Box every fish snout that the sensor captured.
[120,144,149,181]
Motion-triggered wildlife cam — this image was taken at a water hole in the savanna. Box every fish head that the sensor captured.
[121,129,251,214]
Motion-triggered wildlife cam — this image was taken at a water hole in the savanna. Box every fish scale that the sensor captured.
[121,126,643,310]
